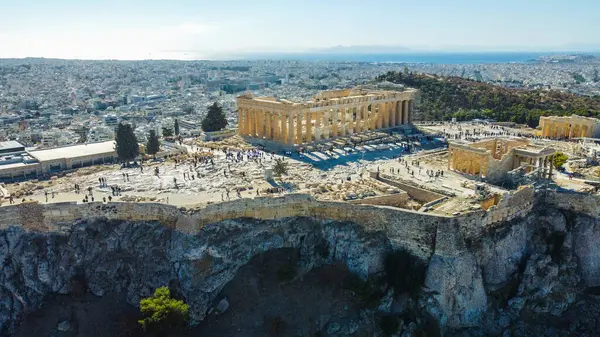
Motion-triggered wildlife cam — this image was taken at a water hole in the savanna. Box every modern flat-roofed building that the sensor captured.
[0,141,117,182]
[29,141,116,173]
[0,141,25,155]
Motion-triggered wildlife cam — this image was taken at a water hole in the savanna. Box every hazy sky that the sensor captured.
[0,0,598,59]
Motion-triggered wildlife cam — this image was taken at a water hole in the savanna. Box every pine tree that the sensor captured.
[201,102,228,132]
[115,122,139,163]
[174,119,180,136]
[146,130,160,156]
[162,127,173,137]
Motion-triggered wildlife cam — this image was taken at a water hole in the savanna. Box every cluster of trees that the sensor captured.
[377,71,600,127]
[115,102,228,162]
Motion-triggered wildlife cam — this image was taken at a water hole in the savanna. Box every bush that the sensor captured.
[379,315,400,336]
[384,249,427,296]
[273,158,289,176]
[138,286,189,336]
[552,152,568,170]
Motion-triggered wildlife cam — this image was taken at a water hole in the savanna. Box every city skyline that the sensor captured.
[1,0,599,60]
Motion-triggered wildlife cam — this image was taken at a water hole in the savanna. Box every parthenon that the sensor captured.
[236,88,419,146]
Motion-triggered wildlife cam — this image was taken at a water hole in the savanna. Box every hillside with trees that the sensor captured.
[377,71,600,127]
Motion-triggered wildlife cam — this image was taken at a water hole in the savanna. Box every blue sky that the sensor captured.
[0,0,598,59]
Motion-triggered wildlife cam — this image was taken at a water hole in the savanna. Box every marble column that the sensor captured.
[248,109,255,136]
[265,112,272,139]
[288,112,295,145]
[331,109,338,137]
[323,109,330,139]
[272,113,280,141]
[340,107,347,136]
[403,101,409,124]
[305,110,312,142]
[280,111,287,143]
[362,105,368,132]
[390,102,396,127]
[244,108,251,135]
[355,106,363,133]
[256,110,263,138]
[346,107,353,135]
[381,103,388,128]
[315,111,322,141]
[296,112,303,144]
[408,100,413,124]
[237,108,244,135]
[376,104,383,129]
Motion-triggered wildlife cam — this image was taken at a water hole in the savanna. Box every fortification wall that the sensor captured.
[0,194,451,258]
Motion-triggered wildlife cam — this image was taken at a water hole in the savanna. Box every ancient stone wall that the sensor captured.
[347,192,409,207]
[371,173,447,202]
[0,194,450,259]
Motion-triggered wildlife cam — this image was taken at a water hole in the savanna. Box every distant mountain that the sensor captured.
[308,45,412,54]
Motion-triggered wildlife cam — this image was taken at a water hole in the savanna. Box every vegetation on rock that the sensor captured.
[553,152,569,170]
[138,286,189,336]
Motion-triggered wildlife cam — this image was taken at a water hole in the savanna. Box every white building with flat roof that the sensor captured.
[0,141,117,182]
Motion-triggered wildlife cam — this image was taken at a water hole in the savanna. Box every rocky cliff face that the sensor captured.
[2,202,600,336]
[0,217,390,335]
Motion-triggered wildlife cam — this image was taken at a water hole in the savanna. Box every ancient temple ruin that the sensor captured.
[539,114,600,139]
[448,138,555,184]
[236,88,419,146]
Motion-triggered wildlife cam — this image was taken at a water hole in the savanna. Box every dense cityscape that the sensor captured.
[1,54,599,149]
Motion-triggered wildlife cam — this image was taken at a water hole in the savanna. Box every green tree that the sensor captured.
[553,152,569,169]
[162,127,173,137]
[593,69,599,82]
[115,122,139,163]
[174,119,180,136]
[146,130,160,156]
[201,102,228,132]
[138,286,189,337]
[273,158,289,176]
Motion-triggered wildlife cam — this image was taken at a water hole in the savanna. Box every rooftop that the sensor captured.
[0,141,25,152]
[29,141,116,162]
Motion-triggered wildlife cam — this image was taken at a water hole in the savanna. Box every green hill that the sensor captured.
[377,71,600,127]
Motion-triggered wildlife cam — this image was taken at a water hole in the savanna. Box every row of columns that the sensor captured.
[238,99,414,145]
[514,155,553,179]
[542,122,591,139]
[448,147,488,178]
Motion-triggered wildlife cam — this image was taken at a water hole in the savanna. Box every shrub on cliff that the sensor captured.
[138,286,189,336]
[384,249,427,296]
